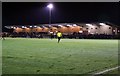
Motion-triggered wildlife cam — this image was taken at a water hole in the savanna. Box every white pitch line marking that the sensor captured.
[93,66,120,75]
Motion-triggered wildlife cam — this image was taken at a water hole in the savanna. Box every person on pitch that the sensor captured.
[57,31,62,43]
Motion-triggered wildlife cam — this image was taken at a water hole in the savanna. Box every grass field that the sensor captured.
[2,38,119,75]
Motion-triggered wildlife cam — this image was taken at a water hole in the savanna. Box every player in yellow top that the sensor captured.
[57,31,62,43]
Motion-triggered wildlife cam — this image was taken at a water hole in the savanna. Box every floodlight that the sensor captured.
[34,26,37,27]
[88,30,90,33]
[86,24,93,27]
[79,31,83,33]
[99,23,106,26]
[67,25,71,27]
[73,24,77,26]
[30,26,32,27]
[22,26,25,28]
[47,4,53,9]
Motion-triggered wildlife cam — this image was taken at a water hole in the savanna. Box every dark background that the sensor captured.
[2,2,119,31]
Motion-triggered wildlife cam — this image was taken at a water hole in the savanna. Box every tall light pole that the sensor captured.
[47,4,53,26]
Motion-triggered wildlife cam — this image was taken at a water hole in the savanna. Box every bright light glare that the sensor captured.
[13,27,16,29]
[79,31,83,33]
[50,31,53,33]
[113,30,115,32]
[67,25,71,27]
[88,30,90,33]
[11,26,14,28]
[58,25,63,27]
[47,4,53,9]
[73,24,77,26]
[86,24,93,27]
[30,26,32,27]
[99,23,106,26]
[22,26,25,28]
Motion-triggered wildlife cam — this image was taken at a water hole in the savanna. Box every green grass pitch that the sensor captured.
[2,38,119,74]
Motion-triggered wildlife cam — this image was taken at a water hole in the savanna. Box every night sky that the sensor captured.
[2,2,119,26]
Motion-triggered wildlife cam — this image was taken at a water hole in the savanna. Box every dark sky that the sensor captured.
[2,2,119,26]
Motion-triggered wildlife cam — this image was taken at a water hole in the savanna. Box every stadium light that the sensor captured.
[58,25,63,27]
[88,30,90,33]
[34,26,37,27]
[13,27,16,29]
[113,30,115,32]
[99,23,106,26]
[22,26,25,28]
[67,24,71,27]
[73,24,77,26]
[11,26,14,28]
[79,31,83,33]
[49,31,53,34]
[47,4,53,9]
[47,3,53,26]
[30,26,32,28]
[86,24,93,27]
